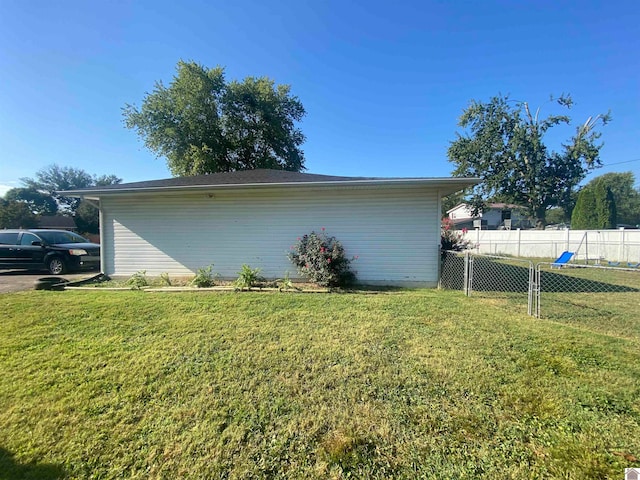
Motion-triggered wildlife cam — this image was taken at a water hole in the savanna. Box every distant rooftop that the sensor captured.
[38,215,77,230]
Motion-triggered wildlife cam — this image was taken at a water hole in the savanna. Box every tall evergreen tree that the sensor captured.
[571,187,597,229]
[571,184,616,229]
[593,183,616,229]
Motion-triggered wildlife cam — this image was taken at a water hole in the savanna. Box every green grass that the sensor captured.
[1,290,639,479]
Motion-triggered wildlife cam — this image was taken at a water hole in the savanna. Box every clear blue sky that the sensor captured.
[1,0,638,196]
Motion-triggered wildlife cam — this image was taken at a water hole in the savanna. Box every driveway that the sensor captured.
[0,270,100,294]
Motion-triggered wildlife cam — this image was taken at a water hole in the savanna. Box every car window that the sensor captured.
[20,233,41,246]
[37,231,88,244]
[0,233,19,245]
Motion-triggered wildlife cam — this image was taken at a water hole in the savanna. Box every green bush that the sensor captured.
[125,270,149,289]
[234,264,264,290]
[191,265,215,288]
[288,229,356,287]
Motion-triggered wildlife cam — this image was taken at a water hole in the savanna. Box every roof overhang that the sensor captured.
[61,177,481,200]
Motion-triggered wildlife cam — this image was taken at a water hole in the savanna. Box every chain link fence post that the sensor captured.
[463,250,470,296]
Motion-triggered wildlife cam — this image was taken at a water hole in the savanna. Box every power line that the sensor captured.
[602,158,640,167]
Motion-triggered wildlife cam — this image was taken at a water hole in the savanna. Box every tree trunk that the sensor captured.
[535,207,547,229]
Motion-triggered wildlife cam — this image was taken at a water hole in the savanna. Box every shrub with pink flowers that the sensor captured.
[441,217,471,257]
[288,229,356,287]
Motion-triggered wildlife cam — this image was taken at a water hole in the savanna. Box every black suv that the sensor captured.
[0,229,100,275]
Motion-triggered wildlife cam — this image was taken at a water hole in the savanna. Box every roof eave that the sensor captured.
[61,177,480,198]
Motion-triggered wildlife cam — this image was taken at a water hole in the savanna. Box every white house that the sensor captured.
[447,202,531,230]
[64,169,478,287]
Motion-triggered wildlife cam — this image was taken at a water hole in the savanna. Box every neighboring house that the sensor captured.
[37,215,77,231]
[63,169,478,287]
[447,203,531,230]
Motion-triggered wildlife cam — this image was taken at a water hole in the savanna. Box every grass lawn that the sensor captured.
[1,290,639,479]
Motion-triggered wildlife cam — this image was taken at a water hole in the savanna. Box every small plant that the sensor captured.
[234,264,264,290]
[159,272,172,286]
[276,271,299,291]
[191,265,215,288]
[288,228,357,287]
[125,270,149,289]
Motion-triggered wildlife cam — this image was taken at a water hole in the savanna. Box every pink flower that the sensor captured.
[321,227,325,231]
[297,237,301,241]
[354,255,359,260]
[327,258,331,263]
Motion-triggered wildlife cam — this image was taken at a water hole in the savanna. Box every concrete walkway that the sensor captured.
[0,270,99,294]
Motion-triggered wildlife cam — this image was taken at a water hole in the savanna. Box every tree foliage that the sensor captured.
[4,188,58,215]
[571,183,616,229]
[441,190,468,216]
[545,207,567,226]
[21,165,121,213]
[584,172,640,226]
[19,165,122,234]
[0,200,38,229]
[75,200,100,234]
[123,61,306,176]
[448,94,610,228]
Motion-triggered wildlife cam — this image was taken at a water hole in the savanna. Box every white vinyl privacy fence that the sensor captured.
[460,229,640,264]
[440,251,640,321]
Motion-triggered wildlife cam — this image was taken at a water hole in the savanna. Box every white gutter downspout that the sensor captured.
[98,199,105,275]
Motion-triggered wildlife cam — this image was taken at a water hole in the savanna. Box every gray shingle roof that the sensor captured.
[60,168,480,197]
[84,169,376,191]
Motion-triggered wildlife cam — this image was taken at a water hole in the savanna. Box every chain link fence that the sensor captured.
[440,251,640,322]
[534,263,640,323]
[440,251,533,315]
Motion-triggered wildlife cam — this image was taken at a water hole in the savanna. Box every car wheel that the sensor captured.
[47,257,66,275]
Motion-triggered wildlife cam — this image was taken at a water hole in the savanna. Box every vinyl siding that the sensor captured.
[100,185,440,286]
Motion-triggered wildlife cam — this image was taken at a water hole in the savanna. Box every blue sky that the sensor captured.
[1,0,638,196]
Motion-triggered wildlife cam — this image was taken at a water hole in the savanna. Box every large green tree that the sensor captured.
[4,188,58,215]
[448,94,610,228]
[19,165,122,234]
[0,200,38,229]
[583,172,640,226]
[123,61,306,176]
[21,165,121,214]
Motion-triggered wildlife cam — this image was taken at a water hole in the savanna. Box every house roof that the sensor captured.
[61,169,480,198]
[446,202,521,214]
[37,215,77,230]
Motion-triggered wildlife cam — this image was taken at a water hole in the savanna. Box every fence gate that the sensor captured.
[440,251,535,316]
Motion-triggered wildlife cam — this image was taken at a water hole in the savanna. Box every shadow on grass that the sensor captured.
[0,447,65,480]
[539,269,638,293]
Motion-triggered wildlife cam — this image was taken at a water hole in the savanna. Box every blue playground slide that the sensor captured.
[552,251,574,267]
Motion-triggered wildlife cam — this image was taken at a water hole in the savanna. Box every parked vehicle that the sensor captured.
[0,229,100,275]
